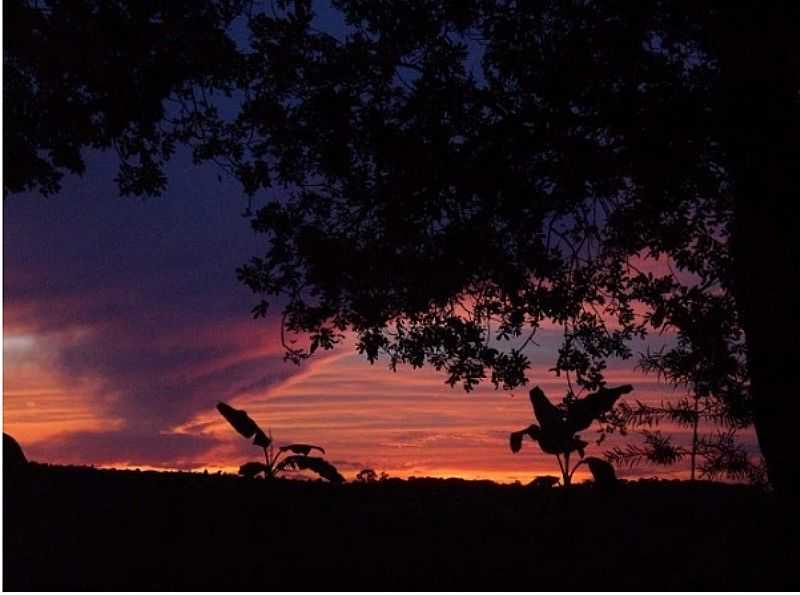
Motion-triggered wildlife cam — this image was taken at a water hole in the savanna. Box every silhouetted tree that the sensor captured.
[8,1,799,498]
[217,1,797,499]
[592,303,766,484]
[602,350,766,485]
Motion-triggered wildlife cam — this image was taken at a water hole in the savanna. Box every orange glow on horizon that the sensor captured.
[4,329,124,444]
[4,319,756,483]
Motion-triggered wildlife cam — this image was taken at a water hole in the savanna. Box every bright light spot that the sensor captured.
[4,334,37,353]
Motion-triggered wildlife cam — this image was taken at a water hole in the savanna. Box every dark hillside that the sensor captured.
[4,464,797,590]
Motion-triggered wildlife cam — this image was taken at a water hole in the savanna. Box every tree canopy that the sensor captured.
[3,0,243,196]
[224,0,745,396]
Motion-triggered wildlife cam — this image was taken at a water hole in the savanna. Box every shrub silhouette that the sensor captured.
[3,433,27,467]
[577,457,617,488]
[510,386,632,487]
[528,475,560,489]
[355,468,378,483]
[217,402,344,483]
[3,433,28,485]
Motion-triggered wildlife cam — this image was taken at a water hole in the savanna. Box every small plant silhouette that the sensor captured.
[217,402,344,483]
[510,385,632,487]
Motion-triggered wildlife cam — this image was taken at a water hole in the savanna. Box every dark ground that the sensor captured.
[4,463,798,590]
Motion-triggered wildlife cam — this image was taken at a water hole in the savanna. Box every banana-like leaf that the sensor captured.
[536,427,587,456]
[565,385,633,433]
[511,420,587,457]
[239,461,270,478]
[277,455,344,483]
[510,431,525,453]
[529,387,565,430]
[509,424,539,453]
[217,402,263,440]
[563,435,588,457]
[252,428,271,448]
[582,457,617,486]
[279,443,325,456]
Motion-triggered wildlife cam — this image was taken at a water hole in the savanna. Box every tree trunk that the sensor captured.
[733,193,800,499]
[722,5,800,501]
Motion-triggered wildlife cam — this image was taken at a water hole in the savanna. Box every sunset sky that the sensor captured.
[3,146,757,483]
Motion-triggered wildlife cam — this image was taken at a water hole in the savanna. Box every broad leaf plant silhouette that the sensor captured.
[510,385,632,487]
[217,402,344,483]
